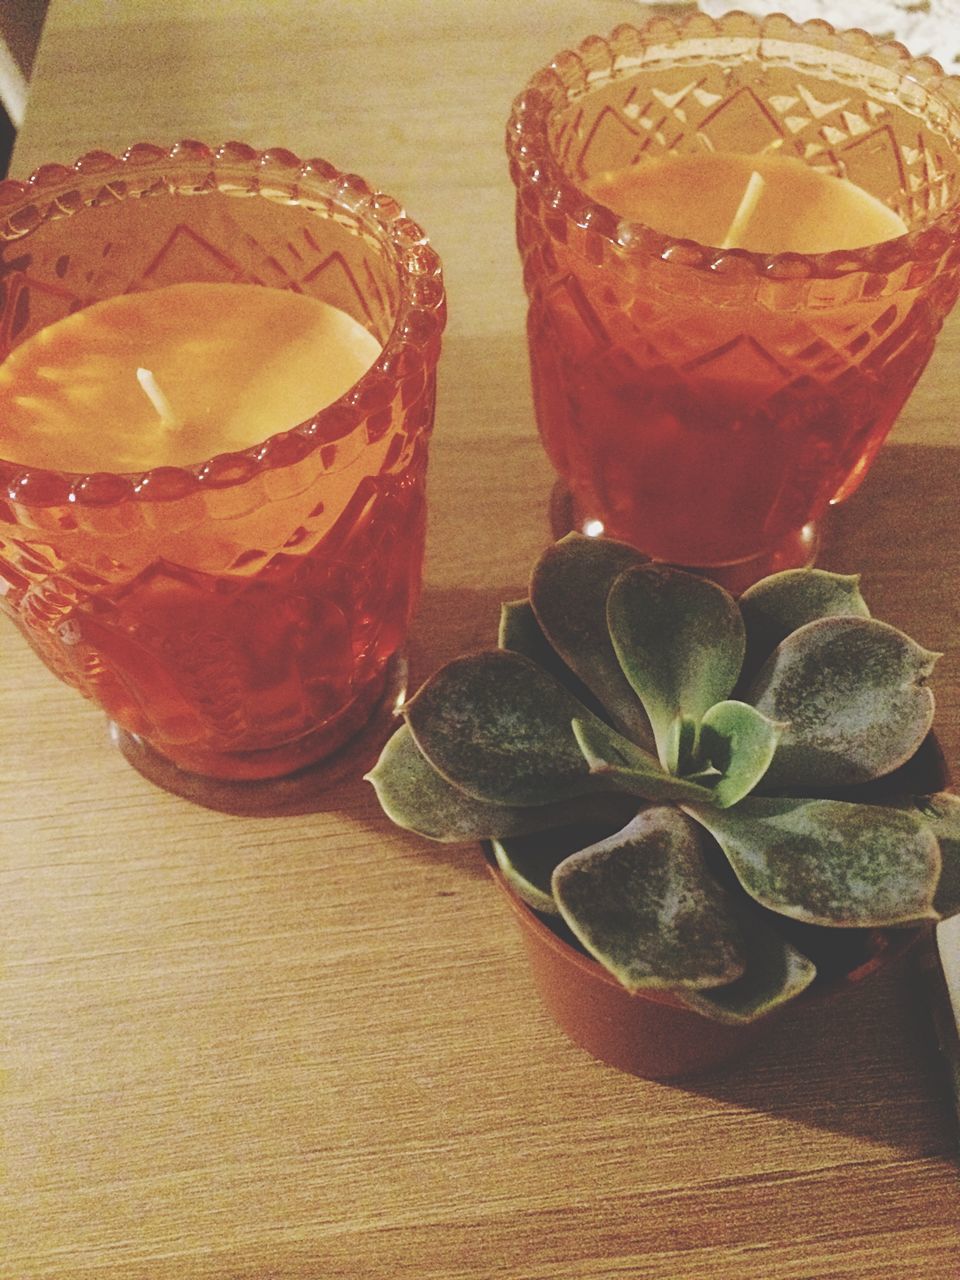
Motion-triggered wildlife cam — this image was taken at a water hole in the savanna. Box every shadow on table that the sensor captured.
[667,952,958,1156]
[820,441,960,584]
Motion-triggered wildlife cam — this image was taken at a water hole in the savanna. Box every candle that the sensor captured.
[582,151,908,254]
[0,282,382,473]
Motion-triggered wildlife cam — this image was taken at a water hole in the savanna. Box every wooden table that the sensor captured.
[3,3,959,1276]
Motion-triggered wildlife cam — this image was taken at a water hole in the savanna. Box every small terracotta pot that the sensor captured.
[487,736,948,1080]
[488,860,924,1081]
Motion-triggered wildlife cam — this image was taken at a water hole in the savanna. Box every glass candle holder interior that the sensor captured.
[0,142,445,810]
[506,12,960,584]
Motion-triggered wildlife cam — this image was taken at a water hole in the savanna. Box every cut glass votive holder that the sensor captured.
[0,141,445,810]
[506,12,960,585]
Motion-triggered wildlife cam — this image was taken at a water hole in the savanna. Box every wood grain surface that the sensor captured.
[2,3,959,1277]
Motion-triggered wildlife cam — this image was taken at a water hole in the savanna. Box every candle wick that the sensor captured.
[136,366,177,427]
[721,170,766,251]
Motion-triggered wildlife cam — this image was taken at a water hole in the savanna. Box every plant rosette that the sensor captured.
[367,534,960,1078]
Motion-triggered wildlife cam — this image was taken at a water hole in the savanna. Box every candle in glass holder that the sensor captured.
[0,142,445,807]
[506,14,960,584]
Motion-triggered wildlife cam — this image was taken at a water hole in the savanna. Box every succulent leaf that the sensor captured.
[404,650,613,807]
[492,838,561,915]
[571,716,715,805]
[529,533,654,747]
[738,568,870,677]
[499,598,554,664]
[916,792,960,917]
[672,714,701,778]
[499,599,602,712]
[699,701,783,809]
[366,724,627,843]
[607,564,745,772]
[686,795,941,927]
[552,806,746,991]
[676,902,818,1024]
[749,617,939,790]
[490,805,639,916]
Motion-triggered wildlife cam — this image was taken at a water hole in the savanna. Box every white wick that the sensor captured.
[721,170,766,250]
[136,366,177,427]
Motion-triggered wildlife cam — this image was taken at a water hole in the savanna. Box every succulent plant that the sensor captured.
[368,534,960,1023]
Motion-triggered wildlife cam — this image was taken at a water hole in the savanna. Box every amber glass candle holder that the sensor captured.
[506,12,960,585]
[0,141,445,810]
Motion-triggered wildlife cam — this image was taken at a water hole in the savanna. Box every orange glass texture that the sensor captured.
[0,142,445,787]
[506,13,960,573]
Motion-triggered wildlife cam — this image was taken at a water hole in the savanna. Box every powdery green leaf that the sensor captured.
[916,791,960,917]
[672,714,701,778]
[676,901,817,1024]
[748,617,939,790]
[607,564,745,772]
[491,805,638,916]
[404,650,611,808]
[552,806,746,992]
[739,568,870,676]
[686,795,941,927]
[571,716,714,806]
[492,837,562,915]
[699,701,783,809]
[529,533,654,747]
[498,597,587,696]
[499,598,550,662]
[837,731,949,804]
[366,724,625,843]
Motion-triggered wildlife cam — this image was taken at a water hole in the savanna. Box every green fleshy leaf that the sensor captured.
[492,837,562,915]
[607,564,745,772]
[366,724,626,843]
[552,806,746,992]
[491,804,639,916]
[529,533,654,747]
[672,714,701,778]
[676,901,817,1025]
[686,795,941,927]
[738,568,870,677]
[917,791,960,917]
[499,598,602,713]
[699,701,783,809]
[571,716,715,806]
[748,617,939,790]
[499,598,548,659]
[404,650,611,808]
[836,731,949,803]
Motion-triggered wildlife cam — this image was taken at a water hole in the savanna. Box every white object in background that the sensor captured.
[696,0,960,68]
[940,916,960,1040]
[0,33,27,127]
[935,915,960,1139]
[0,0,49,129]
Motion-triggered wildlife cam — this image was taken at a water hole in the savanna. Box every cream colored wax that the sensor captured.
[0,282,382,472]
[584,151,908,254]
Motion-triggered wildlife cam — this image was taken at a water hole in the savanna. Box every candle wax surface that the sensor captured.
[582,151,908,253]
[0,282,383,472]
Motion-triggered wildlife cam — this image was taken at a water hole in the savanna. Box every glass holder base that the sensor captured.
[549,483,821,595]
[109,652,407,816]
